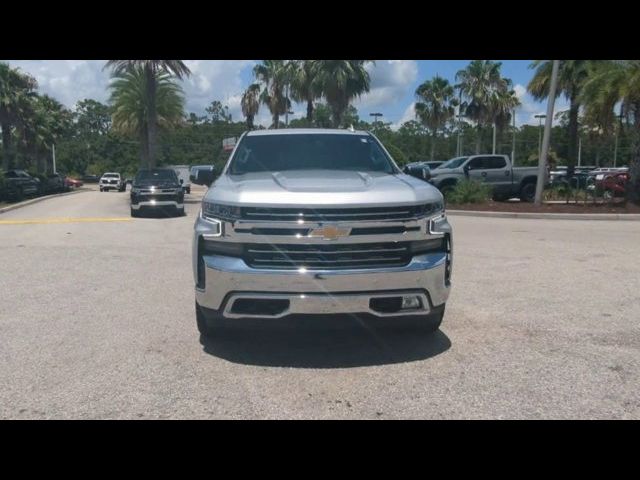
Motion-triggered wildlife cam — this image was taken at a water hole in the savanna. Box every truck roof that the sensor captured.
[245,128,369,137]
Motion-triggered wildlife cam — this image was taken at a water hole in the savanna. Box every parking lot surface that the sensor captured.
[1,188,639,419]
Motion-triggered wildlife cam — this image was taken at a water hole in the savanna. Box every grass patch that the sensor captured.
[446,179,492,204]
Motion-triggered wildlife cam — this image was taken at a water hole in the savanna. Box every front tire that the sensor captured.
[130,207,139,218]
[520,182,536,202]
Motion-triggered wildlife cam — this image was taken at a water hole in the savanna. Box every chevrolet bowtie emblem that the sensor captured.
[308,225,352,241]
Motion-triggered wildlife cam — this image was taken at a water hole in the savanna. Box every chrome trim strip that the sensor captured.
[131,201,183,210]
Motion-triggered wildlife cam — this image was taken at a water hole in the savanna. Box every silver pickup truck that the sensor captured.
[428,154,546,202]
[191,129,452,337]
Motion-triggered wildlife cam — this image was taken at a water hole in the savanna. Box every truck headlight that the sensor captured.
[201,202,241,221]
[416,201,444,217]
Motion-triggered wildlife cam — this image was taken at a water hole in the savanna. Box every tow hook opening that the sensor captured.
[230,298,290,316]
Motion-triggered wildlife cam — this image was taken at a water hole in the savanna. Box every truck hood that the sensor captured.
[204,170,443,208]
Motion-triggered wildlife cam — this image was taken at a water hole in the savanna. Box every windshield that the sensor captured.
[103,173,119,178]
[134,169,178,184]
[438,157,468,169]
[228,134,397,175]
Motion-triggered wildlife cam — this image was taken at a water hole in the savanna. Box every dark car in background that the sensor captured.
[130,168,185,217]
[44,173,68,194]
[81,174,101,183]
[1,169,40,201]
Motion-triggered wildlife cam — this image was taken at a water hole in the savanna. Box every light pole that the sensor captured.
[534,60,560,206]
[578,136,582,166]
[456,88,463,156]
[613,105,623,167]
[535,114,546,161]
[52,144,56,174]
[511,107,517,166]
[370,112,383,128]
[285,84,290,127]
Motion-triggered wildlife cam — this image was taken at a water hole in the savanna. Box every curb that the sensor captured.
[0,188,87,215]
[447,210,640,221]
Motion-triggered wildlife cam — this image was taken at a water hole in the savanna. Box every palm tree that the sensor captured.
[311,60,373,127]
[16,94,72,173]
[455,60,504,154]
[241,83,261,129]
[527,60,592,167]
[488,80,520,154]
[0,63,38,170]
[253,60,291,129]
[580,60,640,203]
[414,75,458,160]
[289,60,321,123]
[104,60,190,167]
[108,65,186,168]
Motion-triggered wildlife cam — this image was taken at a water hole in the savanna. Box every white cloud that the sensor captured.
[513,82,568,127]
[3,60,254,118]
[391,102,416,130]
[354,60,418,111]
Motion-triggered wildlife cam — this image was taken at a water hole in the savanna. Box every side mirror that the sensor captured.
[405,165,431,182]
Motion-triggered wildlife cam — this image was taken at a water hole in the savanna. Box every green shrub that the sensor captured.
[446,179,492,204]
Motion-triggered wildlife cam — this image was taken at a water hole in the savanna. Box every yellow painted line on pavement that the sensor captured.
[0,217,133,225]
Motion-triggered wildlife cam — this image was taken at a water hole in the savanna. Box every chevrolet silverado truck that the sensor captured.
[130,168,185,217]
[191,129,452,337]
[99,172,126,192]
[428,154,548,202]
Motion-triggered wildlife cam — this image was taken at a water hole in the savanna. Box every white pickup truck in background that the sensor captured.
[169,165,191,194]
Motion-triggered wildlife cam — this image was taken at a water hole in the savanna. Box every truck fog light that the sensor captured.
[401,295,422,310]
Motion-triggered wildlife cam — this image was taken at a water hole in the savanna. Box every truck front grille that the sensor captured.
[241,205,426,222]
[244,242,411,270]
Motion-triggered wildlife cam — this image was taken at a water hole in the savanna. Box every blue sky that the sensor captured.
[4,60,565,128]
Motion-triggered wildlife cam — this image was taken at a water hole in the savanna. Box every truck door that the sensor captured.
[485,156,512,196]
[465,156,490,183]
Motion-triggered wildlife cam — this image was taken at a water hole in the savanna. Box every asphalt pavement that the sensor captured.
[0,187,638,419]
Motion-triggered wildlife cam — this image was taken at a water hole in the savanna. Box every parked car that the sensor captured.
[587,171,630,200]
[407,160,445,170]
[99,172,126,192]
[1,169,40,201]
[190,165,216,186]
[82,174,101,183]
[191,128,452,338]
[130,168,185,217]
[169,165,191,194]
[44,173,68,193]
[428,154,549,202]
[65,177,84,188]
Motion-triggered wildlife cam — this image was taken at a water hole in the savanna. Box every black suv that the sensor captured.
[130,168,185,217]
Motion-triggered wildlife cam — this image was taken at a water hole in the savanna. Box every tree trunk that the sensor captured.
[1,122,12,170]
[145,66,158,168]
[475,125,482,154]
[247,115,254,130]
[273,114,279,129]
[567,94,580,167]
[306,99,313,123]
[139,129,148,170]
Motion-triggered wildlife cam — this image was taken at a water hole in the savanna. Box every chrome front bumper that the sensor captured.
[195,252,450,316]
[131,200,183,210]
